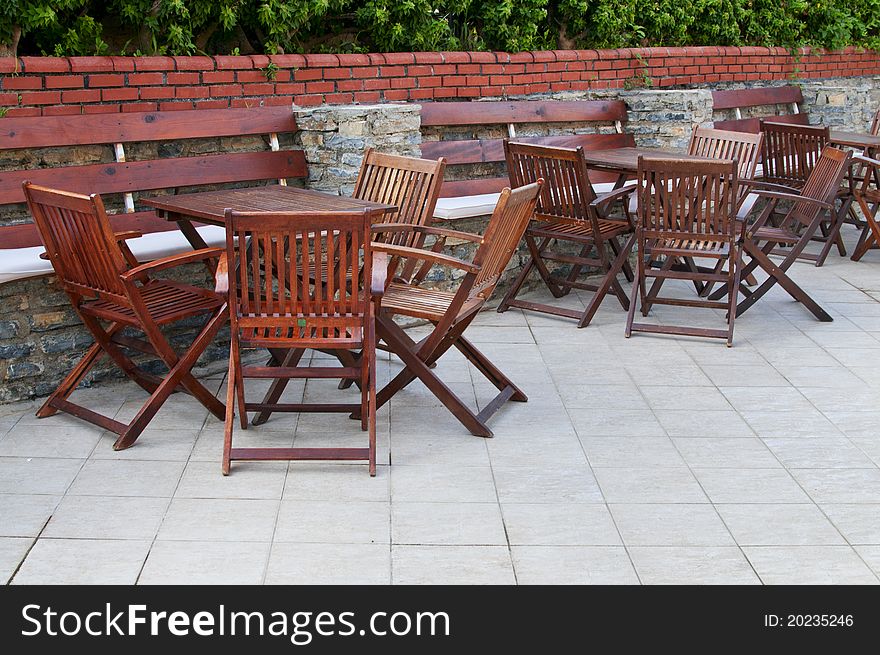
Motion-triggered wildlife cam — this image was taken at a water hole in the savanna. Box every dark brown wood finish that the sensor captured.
[712,85,806,133]
[850,153,880,261]
[708,145,852,319]
[625,157,743,346]
[497,141,639,327]
[221,208,383,476]
[367,181,543,437]
[22,182,228,450]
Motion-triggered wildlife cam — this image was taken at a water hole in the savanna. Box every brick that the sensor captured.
[44,75,84,89]
[2,76,42,90]
[335,53,371,67]
[202,71,234,84]
[275,83,306,94]
[0,93,17,105]
[83,104,120,114]
[102,87,139,101]
[354,91,381,103]
[215,56,253,70]
[41,105,81,116]
[61,89,101,103]
[19,91,61,105]
[173,56,215,70]
[336,79,365,92]
[241,83,275,95]
[194,100,229,109]
[128,72,164,85]
[0,58,20,73]
[110,56,136,71]
[457,64,481,74]
[379,66,405,77]
[363,78,391,91]
[139,86,175,99]
[166,72,200,85]
[351,67,379,79]
[208,85,243,97]
[3,107,40,117]
[87,74,124,87]
[412,51,444,64]
[159,102,194,110]
[383,89,408,101]
[383,52,415,65]
[133,56,175,71]
[175,86,210,99]
[408,88,434,100]
[293,94,323,106]
[122,102,158,112]
[324,92,354,104]
[69,56,115,72]
[390,77,416,89]
[249,55,271,69]
[294,68,323,81]
[305,81,334,93]
[322,68,352,79]
[20,57,69,73]
[303,54,339,67]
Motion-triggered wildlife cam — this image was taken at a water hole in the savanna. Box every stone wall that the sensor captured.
[619,89,714,148]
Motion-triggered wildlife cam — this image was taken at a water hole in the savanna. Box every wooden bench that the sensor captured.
[712,85,808,133]
[420,100,634,220]
[0,106,307,283]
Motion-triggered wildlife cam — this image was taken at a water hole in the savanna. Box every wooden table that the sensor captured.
[829,130,880,152]
[581,147,712,185]
[142,186,396,251]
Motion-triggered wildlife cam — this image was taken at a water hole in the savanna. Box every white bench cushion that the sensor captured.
[0,225,227,284]
[432,182,623,221]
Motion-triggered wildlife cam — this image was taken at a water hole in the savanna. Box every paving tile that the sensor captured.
[673,437,780,468]
[854,546,880,576]
[743,546,879,584]
[740,410,842,437]
[12,538,150,585]
[0,494,61,537]
[493,464,604,503]
[392,502,506,545]
[157,498,279,542]
[502,503,621,546]
[610,504,735,546]
[654,410,754,437]
[267,543,390,585]
[0,423,102,458]
[762,437,876,469]
[628,547,760,584]
[391,465,497,503]
[392,546,515,585]
[581,436,686,468]
[0,537,33,584]
[68,459,185,497]
[92,428,199,461]
[716,504,845,546]
[43,495,169,540]
[792,468,880,504]
[284,464,390,502]
[139,541,270,585]
[0,457,83,495]
[594,467,707,503]
[570,409,666,437]
[176,460,287,500]
[511,546,639,584]
[693,468,811,504]
[822,504,880,544]
[275,500,390,544]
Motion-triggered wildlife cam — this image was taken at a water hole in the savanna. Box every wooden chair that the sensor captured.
[709,146,852,320]
[23,182,227,450]
[760,120,851,265]
[221,208,384,476]
[368,181,543,437]
[497,141,636,328]
[625,157,743,346]
[850,154,880,261]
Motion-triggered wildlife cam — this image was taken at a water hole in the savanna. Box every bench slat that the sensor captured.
[422,133,634,166]
[713,113,810,134]
[0,150,307,205]
[0,106,296,150]
[439,169,622,198]
[711,86,803,111]
[0,211,178,249]
[420,101,628,127]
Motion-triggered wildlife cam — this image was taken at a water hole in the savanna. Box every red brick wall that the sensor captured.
[0,46,877,117]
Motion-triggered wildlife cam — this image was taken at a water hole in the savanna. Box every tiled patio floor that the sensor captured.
[3,231,880,585]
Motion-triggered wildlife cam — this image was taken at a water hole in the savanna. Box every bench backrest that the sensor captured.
[711,85,808,133]
[0,106,306,248]
[420,100,633,196]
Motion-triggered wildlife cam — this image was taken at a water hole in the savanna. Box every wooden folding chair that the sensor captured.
[497,141,636,328]
[850,153,880,261]
[221,208,384,476]
[23,182,227,450]
[760,120,851,265]
[709,146,852,320]
[625,157,743,346]
[368,181,543,437]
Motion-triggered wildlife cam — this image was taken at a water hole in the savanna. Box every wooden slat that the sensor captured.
[0,211,175,249]
[0,150,307,205]
[422,133,634,165]
[420,100,628,126]
[0,106,296,150]
[713,113,809,134]
[711,86,804,111]
[439,170,620,198]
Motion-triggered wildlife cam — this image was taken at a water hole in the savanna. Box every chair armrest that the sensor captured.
[121,247,224,282]
[740,179,803,195]
[372,222,484,244]
[854,154,880,168]
[114,230,143,242]
[371,251,388,297]
[748,189,834,210]
[590,184,637,209]
[214,252,229,295]
[372,243,481,274]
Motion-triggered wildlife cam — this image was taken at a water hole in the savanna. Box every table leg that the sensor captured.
[170,213,216,275]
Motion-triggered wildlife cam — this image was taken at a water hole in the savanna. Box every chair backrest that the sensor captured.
[871,109,880,137]
[468,181,543,303]
[760,121,829,188]
[353,149,446,249]
[711,86,807,133]
[504,140,595,223]
[787,145,852,229]
[23,182,129,303]
[636,157,740,244]
[688,127,762,204]
[225,209,372,344]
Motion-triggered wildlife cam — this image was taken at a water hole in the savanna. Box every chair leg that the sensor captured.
[726,252,742,347]
[367,307,377,477]
[815,198,852,266]
[578,233,634,328]
[624,252,644,339]
[222,347,236,476]
[608,235,635,282]
[497,242,537,313]
[454,335,527,402]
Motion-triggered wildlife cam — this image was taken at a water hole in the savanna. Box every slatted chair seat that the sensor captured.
[652,237,731,257]
[751,225,800,244]
[379,282,459,321]
[529,218,631,241]
[82,280,223,325]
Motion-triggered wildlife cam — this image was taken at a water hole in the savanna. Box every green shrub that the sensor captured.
[1,0,878,57]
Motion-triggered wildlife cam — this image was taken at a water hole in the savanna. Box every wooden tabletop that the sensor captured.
[142,186,396,226]
[581,147,713,174]
[829,130,880,150]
